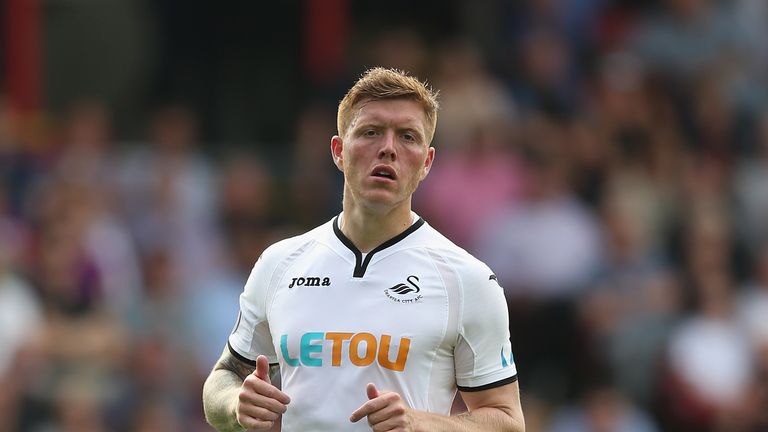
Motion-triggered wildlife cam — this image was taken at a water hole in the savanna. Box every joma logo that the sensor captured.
[288,276,331,289]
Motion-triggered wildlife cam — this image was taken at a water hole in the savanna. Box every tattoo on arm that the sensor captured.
[215,350,255,381]
[203,349,252,431]
[213,349,281,384]
[204,348,282,432]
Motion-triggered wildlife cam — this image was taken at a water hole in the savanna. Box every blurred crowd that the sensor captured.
[2,0,768,431]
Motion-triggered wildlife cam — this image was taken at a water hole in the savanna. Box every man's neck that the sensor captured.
[340,203,414,253]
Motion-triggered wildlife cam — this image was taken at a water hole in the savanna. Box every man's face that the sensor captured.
[331,98,435,213]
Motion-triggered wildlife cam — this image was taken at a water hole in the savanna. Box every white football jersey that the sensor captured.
[229,213,517,431]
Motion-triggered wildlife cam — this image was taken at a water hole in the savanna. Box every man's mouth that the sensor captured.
[371,166,396,180]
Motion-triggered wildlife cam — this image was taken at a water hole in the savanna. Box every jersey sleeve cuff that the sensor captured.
[227,341,257,366]
[227,340,280,366]
[457,374,518,392]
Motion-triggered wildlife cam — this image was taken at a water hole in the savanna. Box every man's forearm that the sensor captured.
[202,368,245,432]
[410,406,525,432]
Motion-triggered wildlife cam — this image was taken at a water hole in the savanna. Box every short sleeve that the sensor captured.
[454,266,518,391]
[228,254,279,365]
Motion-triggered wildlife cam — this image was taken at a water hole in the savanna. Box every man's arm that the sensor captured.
[203,347,255,431]
[202,347,285,432]
[423,381,524,431]
[350,381,524,432]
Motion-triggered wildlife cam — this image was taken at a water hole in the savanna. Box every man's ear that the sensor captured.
[420,146,435,180]
[331,135,344,171]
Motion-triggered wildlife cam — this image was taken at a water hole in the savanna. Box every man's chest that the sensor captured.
[267,249,455,372]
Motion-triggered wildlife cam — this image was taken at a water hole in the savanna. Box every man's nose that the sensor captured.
[378,131,397,160]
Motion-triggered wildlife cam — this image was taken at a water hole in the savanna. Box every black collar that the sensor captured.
[333,216,425,278]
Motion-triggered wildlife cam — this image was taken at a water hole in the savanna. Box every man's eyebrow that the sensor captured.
[350,120,380,131]
[399,126,424,138]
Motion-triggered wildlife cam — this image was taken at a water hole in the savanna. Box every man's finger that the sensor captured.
[237,413,274,431]
[349,401,375,423]
[238,390,289,414]
[253,355,271,384]
[366,383,379,400]
[349,394,388,422]
[243,375,291,405]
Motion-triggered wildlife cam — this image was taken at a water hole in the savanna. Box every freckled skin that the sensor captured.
[331,98,435,218]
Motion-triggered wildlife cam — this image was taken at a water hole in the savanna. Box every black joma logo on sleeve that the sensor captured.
[288,276,332,289]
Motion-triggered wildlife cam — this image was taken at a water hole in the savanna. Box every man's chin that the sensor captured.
[357,193,406,211]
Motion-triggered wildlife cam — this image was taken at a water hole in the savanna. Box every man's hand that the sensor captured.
[236,355,291,431]
[350,383,413,431]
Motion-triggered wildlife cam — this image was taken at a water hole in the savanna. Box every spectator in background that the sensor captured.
[560,117,613,208]
[186,151,277,372]
[0,101,42,371]
[588,50,684,250]
[0,217,42,378]
[117,249,202,430]
[46,370,109,432]
[734,241,768,432]
[22,172,128,430]
[630,0,765,144]
[431,38,518,151]
[510,23,580,117]
[579,184,682,408]
[733,0,768,76]
[630,0,751,86]
[415,39,525,247]
[472,120,603,299]
[287,102,343,229]
[218,151,278,272]
[472,126,603,405]
[502,0,605,57]
[54,100,117,185]
[118,104,224,292]
[660,208,754,431]
[0,97,40,226]
[363,27,431,82]
[736,241,768,362]
[496,0,602,117]
[52,100,143,314]
[733,109,768,254]
[415,116,527,248]
[549,383,659,432]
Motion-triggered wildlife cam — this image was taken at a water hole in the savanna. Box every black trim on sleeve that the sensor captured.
[457,374,518,392]
[333,216,425,278]
[227,341,257,367]
[227,342,279,367]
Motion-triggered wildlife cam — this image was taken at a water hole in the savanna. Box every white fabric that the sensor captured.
[229,214,517,431]
[736,285,768,345]
[0,273,42,374]
[473,196,603,298]
[668,316,753,406]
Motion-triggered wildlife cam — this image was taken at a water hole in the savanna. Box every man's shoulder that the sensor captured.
[420,222,493,279]
[258,219,334,267]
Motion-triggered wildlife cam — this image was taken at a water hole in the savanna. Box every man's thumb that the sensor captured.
[254,355,271,384]
[366,383,379,400]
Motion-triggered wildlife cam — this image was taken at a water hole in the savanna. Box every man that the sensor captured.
[202,67,525,431]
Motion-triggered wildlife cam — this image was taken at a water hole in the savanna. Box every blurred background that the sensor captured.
[2,0,768,430]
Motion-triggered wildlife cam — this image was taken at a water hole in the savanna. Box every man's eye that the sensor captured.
[363,129,378,137]
[402,133,419,142]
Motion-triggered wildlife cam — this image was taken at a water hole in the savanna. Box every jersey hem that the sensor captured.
[457,374,518,392]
